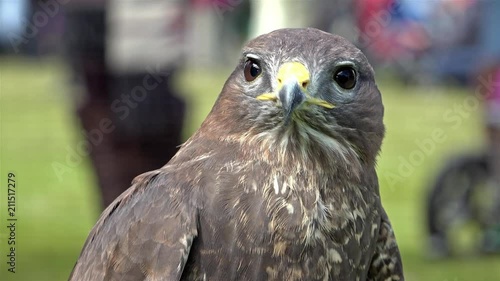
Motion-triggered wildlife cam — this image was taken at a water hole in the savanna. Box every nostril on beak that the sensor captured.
[301,80,309,88]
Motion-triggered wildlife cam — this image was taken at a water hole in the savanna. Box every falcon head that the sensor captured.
[205,28,384,173]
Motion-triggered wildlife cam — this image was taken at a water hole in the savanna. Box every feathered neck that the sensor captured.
[194,92,365,183]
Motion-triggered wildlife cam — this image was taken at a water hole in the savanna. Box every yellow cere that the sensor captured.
[277,62,310,89]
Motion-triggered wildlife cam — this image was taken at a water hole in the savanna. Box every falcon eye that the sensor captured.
[244,59,262,82]
[333,67,356,89]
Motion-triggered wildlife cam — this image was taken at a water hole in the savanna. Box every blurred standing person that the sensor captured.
[64,0,186,208]
[354,0,431,83]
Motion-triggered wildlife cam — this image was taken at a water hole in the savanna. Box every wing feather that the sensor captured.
[69,170,198,281]
[367,209,404,281]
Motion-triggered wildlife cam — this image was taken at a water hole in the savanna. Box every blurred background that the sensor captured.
[1,0,500,280]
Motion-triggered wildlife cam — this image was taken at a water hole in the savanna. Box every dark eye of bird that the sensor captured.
[244,59,261,81]
[333,67,356,89]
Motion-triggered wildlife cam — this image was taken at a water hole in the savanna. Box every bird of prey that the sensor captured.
[69,28,404,281]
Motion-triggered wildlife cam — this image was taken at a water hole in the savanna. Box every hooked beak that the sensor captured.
[279,79,305,124]
[256,62,334,124]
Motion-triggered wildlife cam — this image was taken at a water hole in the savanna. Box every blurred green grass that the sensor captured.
[1,56,500,281]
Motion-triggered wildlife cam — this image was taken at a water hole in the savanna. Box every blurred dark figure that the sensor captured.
[426,0,500,257]
[477,0,500,254]
[64,0,186,208]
